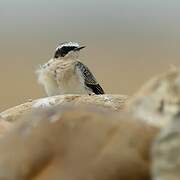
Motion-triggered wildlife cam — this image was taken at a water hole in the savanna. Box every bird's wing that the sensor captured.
[75,61,105,94]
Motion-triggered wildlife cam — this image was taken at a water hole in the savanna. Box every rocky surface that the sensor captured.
[0,119,12,137]
[0,94,128,123]
[2,69,180,180]
[0,105,158,180]
[152,113,180,180]
[127,68,180,128]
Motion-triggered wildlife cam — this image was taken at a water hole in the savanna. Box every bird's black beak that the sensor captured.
[74,46,86,51]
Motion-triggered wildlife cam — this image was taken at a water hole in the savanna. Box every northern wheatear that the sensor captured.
[37,42,105,96]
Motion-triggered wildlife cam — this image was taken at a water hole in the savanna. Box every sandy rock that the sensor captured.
[127,68,180,128]
[0,94,127,123]
[0,105,158,180]
[152,113,180,180]
[0,118,12,137]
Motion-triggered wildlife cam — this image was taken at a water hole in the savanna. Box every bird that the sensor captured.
[37,41,105,96]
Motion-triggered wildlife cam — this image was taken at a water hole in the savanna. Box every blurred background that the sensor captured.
[0,0,180,111]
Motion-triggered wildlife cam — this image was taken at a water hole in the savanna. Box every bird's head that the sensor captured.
[54,42,85,59]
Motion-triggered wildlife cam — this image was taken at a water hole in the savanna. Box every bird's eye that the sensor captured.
[54,46,78,58]
[61,46,77,56]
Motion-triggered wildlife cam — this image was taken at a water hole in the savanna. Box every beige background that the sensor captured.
[0,0,180,111]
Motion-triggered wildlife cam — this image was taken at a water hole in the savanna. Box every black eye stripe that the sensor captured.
[54,46,77,58]
[61,46,77,54]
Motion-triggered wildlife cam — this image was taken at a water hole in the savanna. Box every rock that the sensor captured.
[127,68,180,128]
[0,105,158,180]
[0,119,12,138]
[152,113,180,180]
[0,94,128,123]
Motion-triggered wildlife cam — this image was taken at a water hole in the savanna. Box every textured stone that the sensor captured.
[152,113,180,180]
[128,68,180,128]
[0,94,127,123]
[0,105,158,180]
[0,118,12,138]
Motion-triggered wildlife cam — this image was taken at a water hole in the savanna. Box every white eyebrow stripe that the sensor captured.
[56,42,80,51]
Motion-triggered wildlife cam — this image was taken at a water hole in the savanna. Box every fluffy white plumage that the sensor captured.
[37,59,91,96]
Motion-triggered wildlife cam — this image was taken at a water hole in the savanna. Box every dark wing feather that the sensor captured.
[75,61,105,94]
[85,83,105,95]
